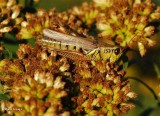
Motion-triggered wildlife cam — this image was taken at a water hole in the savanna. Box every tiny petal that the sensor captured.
[146,38,156,47]
[0,27,12,32]
[138,42,146,56]
[21,21,28,27]
[144,26,155,36]
[54,77,65,89]
[126,92,137,98]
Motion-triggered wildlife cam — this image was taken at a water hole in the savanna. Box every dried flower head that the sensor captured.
[72,61,137,115]
[16,8,70,39]
[94,0,159,56]
[0,44,71,115]
[0,71,69,116]
[65,0,160,56]
[65,2,98,36]
[0,0,23,36]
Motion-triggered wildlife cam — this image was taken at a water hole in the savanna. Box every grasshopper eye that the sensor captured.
[114,48,120,55]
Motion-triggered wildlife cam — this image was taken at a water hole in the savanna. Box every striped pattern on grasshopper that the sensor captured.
[37,29,124,62]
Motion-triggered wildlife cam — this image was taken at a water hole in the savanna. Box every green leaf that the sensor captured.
[0,83,10,101]
[123,61,128,70]
[0,93,10,101]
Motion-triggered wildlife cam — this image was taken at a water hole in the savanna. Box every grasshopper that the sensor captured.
[37,29,124,62]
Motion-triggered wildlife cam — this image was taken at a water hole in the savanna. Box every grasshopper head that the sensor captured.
[86,47,125,62]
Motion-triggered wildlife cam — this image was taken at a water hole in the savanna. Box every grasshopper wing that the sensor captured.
[43,29,97,50]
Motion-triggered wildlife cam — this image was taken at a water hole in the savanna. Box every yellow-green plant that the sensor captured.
[0,0,160,116]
